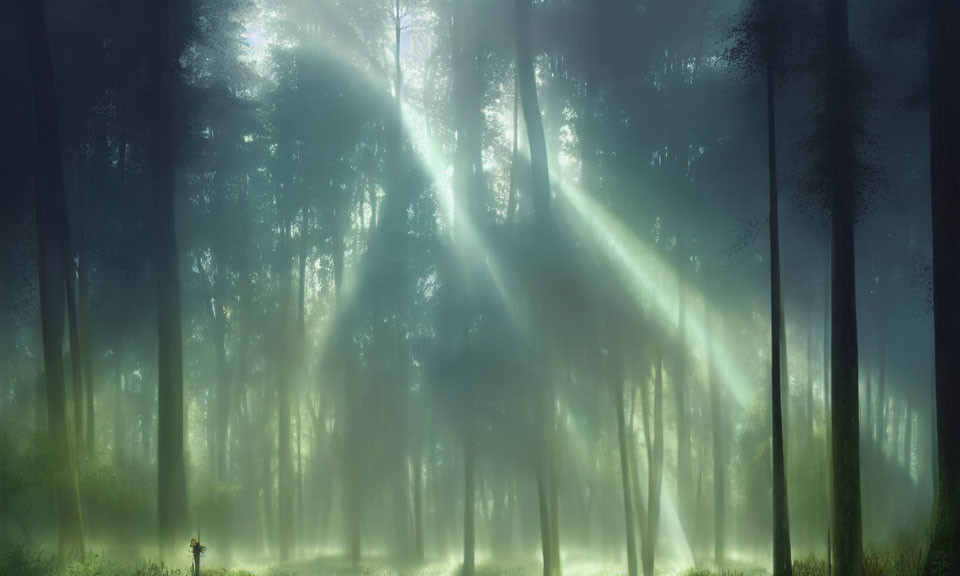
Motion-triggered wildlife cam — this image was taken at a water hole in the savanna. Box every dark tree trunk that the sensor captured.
[807,310,814,438]
[537,466,553,576]
[903,400,913,473]
[21,0,86,559]
[80,242,94,455]
[925,1,959,573]
[767,56,793,576]
[877,334,887,455]
[148,0,189,557]
[66,242,83,449]
[141,368,152,462]
[824,0,864,574]
[629,382,647,555]
[514,5,558,575]
[615,367,639,576]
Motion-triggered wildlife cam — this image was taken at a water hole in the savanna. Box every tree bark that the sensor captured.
[149,0,189,557]
[767,55,793,576]
[925,1,959,573]
[21,0,86,559]
[825,0,864,573]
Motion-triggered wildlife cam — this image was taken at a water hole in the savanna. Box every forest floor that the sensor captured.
[0,544,923,576]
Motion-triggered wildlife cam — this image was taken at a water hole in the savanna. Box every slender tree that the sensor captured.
[641,347,664,576]
[767,27,793,570]
[615,354,639,576]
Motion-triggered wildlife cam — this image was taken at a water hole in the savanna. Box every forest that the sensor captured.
[0,0,957,575]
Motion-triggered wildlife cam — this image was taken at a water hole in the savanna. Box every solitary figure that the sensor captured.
[189,537,206,576]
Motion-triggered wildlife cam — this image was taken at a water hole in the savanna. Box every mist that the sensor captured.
[1,1,956,576]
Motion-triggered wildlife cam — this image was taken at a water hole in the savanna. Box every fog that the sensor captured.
[1,0,953,575]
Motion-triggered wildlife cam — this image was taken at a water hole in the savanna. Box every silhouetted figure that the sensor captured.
[189,537,206,576]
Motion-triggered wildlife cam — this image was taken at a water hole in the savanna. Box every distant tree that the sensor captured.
[641,346,665,576]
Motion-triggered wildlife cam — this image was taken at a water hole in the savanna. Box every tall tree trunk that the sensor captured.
[641,346,664,576]
[113,344,125,465]
[616,368,639,576]
[451,0,485,567]
[196,251,229,482]
[66,243,83,449]
[903,400,913,473]
[296,210,308,548]
[507,70,520,225]
[767,56,793,576]
[821,243,832,557]
[925,1,959,573]
[149,0,189,557]
[21,0,86,559]
[515,5,558,575]
[709,308,725,567]
[537,466,554,576]
[214,261,229,482]
[675,280,691,540]
[464,431,477,576]
[277,224,294,562]
[80,250,94,455]
[514,0,551,224]
[807,309,814,438]
[929,351,938,505]
[865,367,874,445]
[414,448,425,560]
[877,334,886,457]
[630,380,648,554]
[141,368,152,462]
[549,417,561,576]
[825,0,864,573]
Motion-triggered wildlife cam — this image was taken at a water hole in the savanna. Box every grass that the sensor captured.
[0,543,932,576]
